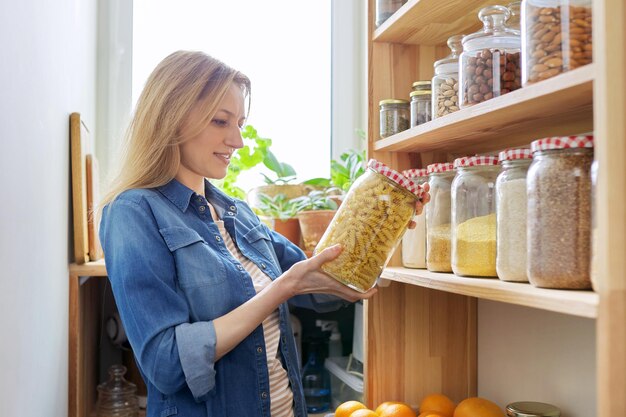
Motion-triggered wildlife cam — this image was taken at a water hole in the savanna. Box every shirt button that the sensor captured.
[215,236,221,242]
[227,211,234,216]
[237,265,244,271]
[229,205,236,211]
[261,263,267,269]
[198,206,206,212]
[256,346,263,354]
[261,392,268,399]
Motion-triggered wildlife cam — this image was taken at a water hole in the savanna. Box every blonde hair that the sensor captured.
[99,50,250,211]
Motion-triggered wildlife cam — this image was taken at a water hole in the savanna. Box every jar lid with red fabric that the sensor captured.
[531,135,594,153]
[427,162,455,174]
[402,168,429,179]
[453,155,499,168]
[367,159,424,198]
[499,148,532,161]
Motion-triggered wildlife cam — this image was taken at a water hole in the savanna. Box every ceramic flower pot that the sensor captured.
[297,210,337,252]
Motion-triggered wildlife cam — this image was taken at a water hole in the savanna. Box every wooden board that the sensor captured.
[86,154,103,261]
[70,113,90,264]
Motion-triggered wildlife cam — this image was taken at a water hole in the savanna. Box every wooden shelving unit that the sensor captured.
[365,0,626,416]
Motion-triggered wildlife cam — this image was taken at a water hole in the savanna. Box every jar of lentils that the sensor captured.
[432,35,463,119]
[451,156,500,277]
[496,148,533,282]
[401,168,429,268]
[426,162,455,272]
[379,99,410,139]
[527,135,593,289]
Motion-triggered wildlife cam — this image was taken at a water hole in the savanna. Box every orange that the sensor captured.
[335,400,368,417]
[375,401,410,415]
[350,409,379,417]
[418,413,444,417]
[453,397,504,417]
[419,394,456,417]
[378,403,418,417]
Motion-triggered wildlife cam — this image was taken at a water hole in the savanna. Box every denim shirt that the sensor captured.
[99,179,346,417]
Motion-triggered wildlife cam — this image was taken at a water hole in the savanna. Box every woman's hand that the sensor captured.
[408,182,431,229]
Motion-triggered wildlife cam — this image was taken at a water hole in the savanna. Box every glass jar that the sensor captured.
[496,149,533,282]
[379,99,410,139]
[315,159,423,292]
[460,5,522,108]
[521,0,592,85]
[412,80,432,92]
[506,401,561,417]
[527,135,593,289]
[401,168,429,268]
[410,90,431,127]
[432,35,463,120]
[451,156,500,277]
[375,0,407,27]
[506,1,522,31]
[590,158,598,291]
[96,365,139,417]
[426,162,455,272]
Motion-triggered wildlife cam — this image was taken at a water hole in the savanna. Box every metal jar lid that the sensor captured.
[379,99,409,106]
[506,401,561,417]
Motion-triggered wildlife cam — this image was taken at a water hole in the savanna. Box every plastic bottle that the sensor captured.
[316,320,342,357]
[301,338,331,413]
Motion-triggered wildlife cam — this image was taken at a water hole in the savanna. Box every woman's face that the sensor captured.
[177,82,246,183]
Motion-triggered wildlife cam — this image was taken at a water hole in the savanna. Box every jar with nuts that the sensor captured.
[521,0,592,85]
[431,34,463,120]
[459,5,522,108]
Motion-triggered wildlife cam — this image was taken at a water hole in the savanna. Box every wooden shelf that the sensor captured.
[373,64,594,155]
[373,0,502,46]
[381,266,598,318]
[70,259,107,276]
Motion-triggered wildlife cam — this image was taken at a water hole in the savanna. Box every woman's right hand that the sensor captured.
[277,244,377,303]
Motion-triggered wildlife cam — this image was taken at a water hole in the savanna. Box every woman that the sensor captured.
[99,50,428,417]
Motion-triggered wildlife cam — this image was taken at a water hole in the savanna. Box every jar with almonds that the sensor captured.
[521,0,592,85]
[431,35,463,119]
[459,5,522,108]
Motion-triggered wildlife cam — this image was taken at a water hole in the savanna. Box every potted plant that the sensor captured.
[292,189,340,253]
[254,193,302,246]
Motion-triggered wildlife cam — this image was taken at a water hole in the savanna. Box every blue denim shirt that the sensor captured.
[100,179,345,417]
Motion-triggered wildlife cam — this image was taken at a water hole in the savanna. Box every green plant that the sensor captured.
[330,148,366,192]
[292,189,340,212]
[261,149,297,184]
[255,193,301,220]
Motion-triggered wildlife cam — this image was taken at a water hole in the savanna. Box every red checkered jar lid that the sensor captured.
[453,155,499,168]
[498,148,533,161]
[402,168,429,178]
[531,135,594,153]
[367,159,424,198]
[427,162,455,174]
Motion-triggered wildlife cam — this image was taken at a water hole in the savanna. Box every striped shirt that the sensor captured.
[211,206,295,417]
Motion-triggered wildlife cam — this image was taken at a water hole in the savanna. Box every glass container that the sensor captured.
[506,1,522,31]
[401,168,429,268]
[432,35,463,119]
[527,135,593,289]
[590,158,598,291]
[315,159,423,292]
[506,401,561,417]
[96,365,139,417]
[412,80,432,92]
[375,0,407,27]
[410,90,431,127]
[426,162,455,272]
[379,99,410,139]
[496,148,533,282]
[451,156,500,277]
[522,0,592,85]
[460,5,522,108]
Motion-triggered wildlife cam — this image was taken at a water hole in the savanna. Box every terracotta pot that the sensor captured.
[247,184,310,209]
[272,217,301,246]
[297,210,337,252]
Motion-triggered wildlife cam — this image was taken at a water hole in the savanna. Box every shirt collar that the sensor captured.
[157,178,238,214]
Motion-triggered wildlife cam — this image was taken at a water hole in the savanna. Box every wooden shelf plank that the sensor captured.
[70,259,107,277]
[373,64,594,155]
[381,266,598,318]
[373,0,502,46]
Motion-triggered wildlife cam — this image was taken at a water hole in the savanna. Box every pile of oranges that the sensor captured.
[334,394,504,417]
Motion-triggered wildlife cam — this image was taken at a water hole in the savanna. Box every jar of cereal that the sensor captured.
[451,155,500,277]
[315,160,424,292]
[401,168,429,268]
[426,162,455,272]
[527,135,593,289]
[432,34,463,120]
[379,99,410,139]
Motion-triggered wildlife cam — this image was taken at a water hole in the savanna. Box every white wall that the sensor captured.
[0,0,97,414]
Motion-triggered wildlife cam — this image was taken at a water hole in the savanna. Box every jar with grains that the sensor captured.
[507,1,522,31]
[426,162,455,272]
[496,148,533,282]
[432,35,463,119]
[451,156,500,277]
[379,99,410,139]
[521,0,592,85]
[590,158,598,291]
[401,169,429,269]
[410,90,431,127]
[315,159,424,293]
[460,5,522,108]
[505,401,561,417]
[375,0,407,27]
[527,135,593,289]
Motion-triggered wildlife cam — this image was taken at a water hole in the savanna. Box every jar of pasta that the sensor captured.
[451,155,500,277]
[315,159,424,292]
[426,162,455,272]
[401,168,429,268]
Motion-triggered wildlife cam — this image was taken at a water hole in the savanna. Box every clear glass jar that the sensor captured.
[590,158,598,291]
[379,99,410,139]
[401,168,429,268]
[506,401,561,417]
[412,80,432,92]
[496,149,533,282]
[410,90,431,127]
[451,156,500,277]
[432,35,463,120]
[522,0,592,85]
[506,1,522,31]
[375,0,407,27]
[315,159,422,292]
[426,162,455,272]
[527,136,593,289]
[460,5,522,108]
[96,365,139,417]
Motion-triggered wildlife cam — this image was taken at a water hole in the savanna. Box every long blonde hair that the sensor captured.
[100,50,250,211]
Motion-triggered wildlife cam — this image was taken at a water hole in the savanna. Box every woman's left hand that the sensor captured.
[407,183,430,229]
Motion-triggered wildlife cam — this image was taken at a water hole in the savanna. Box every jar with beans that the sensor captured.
[521,0,592,85]
[527,135,594,289]
[401,168,429,268]
[432,35,463,120]
[315,159,424,292]
[379,99,410,139]
[426,162,455,272]
[459,5,522,108]
[496,148,533,282]
[451,156,500,277]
